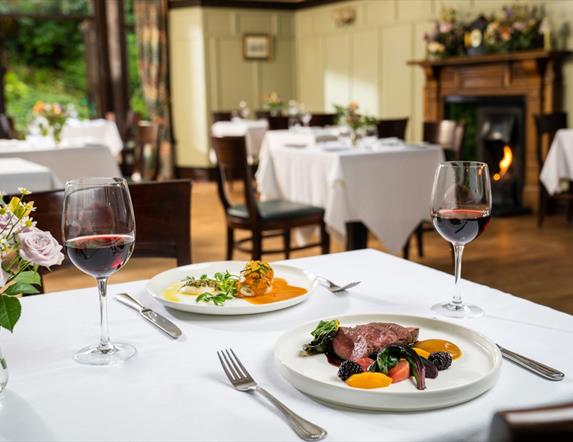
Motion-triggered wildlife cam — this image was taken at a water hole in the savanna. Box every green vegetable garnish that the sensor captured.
[193,271,239,306]
[302,319,340,355]
[369,344,426,390]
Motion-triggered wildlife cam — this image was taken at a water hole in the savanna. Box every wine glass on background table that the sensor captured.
[431,162,492,318]
[63,177,136,365]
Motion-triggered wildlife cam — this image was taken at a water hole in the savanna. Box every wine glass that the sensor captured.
[63,177,136,365]
[430,162,492,318]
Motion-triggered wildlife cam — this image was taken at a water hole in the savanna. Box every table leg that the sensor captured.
[345,222,368,250]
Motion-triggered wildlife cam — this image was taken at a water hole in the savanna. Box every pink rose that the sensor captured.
[18,227,64,268]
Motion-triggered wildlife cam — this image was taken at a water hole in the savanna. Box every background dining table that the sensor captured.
[540,128,573,195]
[256,131,444,254]
[0,157,61,193]
[1,249,571,442]
[211,118,269,160]
[0,141,121,186]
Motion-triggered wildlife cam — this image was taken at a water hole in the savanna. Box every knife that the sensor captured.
[497,344,564,381]
[115,293,183,339]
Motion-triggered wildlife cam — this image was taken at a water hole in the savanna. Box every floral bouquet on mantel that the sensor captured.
[32,101,70,146]
[0,189,64,334]
[262,92,285,116]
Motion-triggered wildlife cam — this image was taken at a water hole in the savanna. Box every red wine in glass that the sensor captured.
[66,234,135,278]
[433,209,491,245]
[430,162,492,319]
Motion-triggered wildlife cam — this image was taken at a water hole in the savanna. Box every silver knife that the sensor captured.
[497,344,564,381]
[115,293,183,339]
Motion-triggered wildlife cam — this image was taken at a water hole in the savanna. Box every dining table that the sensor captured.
[60,118,124,156]
[540,128,573,195]
[1,249,571,441]
[256,131,444,254]
[211,118,269,160]
[0,140,122,185]
[0,158,61,194]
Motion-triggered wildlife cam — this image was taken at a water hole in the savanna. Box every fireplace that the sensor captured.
[409,50,570,210]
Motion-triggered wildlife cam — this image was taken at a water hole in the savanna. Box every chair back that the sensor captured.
[212,111,233,123]
[488,402,573,442]
[134,121,161,181]
[268,116,290,130]
[534,112,568,170]
[255,110,271,120]
[212,136,260,223]
[23,180,192,285]
[309,113,337,127]
[423,120,465,157]
[377,118,409,140]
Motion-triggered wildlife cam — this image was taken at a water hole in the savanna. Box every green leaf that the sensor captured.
[12,271,41,285]
[4,282,40,296]
[0,295,21,332]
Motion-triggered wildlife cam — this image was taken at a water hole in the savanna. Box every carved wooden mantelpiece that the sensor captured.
[409,50,570,209]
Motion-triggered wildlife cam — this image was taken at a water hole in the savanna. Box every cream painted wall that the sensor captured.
[294,0,573,142]
[170,7,296,167]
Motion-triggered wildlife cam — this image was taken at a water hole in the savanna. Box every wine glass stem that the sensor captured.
[97,277,113,352]
[452,244,464,306]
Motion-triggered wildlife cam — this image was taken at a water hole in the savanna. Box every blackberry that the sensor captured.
[337,360,364,381]
[429,352,452,371]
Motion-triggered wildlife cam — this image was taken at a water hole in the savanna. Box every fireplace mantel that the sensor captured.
[409,50,571,209]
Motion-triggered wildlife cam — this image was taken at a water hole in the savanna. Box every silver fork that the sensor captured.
[217,349,327,441]
[318,276,361,293]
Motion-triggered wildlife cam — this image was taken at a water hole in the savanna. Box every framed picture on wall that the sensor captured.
[243,34,272,60]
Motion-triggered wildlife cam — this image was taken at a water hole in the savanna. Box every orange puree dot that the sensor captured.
[345,372,393,389]
[415,339,462,360]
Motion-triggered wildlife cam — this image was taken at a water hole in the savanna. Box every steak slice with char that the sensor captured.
[332,322,419,361]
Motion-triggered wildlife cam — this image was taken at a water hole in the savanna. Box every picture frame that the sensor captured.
[243,34,272,61]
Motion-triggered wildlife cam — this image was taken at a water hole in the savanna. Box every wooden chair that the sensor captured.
[534,112,570,226]
[488,402,573,441]
[376,118,409,140]
[212,135,329,260]
[309,113,337,127]
[119,111,141,177]
[20,180,192,292]
[403,120,467,259]
[212,111,233,123]
[255,110,271,120]
[423,120,465,160]
[133,121,161,181]
[267,115,290,130]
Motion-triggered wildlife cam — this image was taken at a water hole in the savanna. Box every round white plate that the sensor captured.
[274,313,502,411]
[147,261,317,315]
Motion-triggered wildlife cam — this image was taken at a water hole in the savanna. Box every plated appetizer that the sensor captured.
[161,260,307,306]
[303,319,461,390]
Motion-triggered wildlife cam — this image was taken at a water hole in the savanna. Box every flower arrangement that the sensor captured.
[32,101,69,146]
[424,8,465,60]
[0,188,64,333]
[424,4,545,60]
[483,5,544,53]
[334,102,377,145]
[262,92,285,116]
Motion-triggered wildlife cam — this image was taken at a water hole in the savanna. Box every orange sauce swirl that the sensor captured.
[243,278,307,304]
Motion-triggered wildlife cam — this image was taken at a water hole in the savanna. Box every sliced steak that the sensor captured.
[332,322,419,361]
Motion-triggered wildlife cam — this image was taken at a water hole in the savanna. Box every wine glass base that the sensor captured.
[74,343,136,366]
[431,302,484,319]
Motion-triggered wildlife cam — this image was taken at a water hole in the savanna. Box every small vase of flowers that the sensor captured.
[32,101,69,147]
[262,92,285,117]
[0,188,64,395]
[334,102,377,146]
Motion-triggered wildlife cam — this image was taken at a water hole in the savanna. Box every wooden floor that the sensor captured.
[45,182,573,315]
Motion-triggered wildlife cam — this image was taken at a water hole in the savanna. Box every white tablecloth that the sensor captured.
[256,131,444,254]
[61,119,123,156]
[1,249,571,441]
[211,119,268,159]
[0,142,121,185]
[540,129,573,195]
[0,158,61,193]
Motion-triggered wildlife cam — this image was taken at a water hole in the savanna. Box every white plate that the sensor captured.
[274,313,502,411]
[147,261,317,315]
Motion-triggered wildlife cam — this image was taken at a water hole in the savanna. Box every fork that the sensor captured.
[217,349,327,441]
[318,276,361,293]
